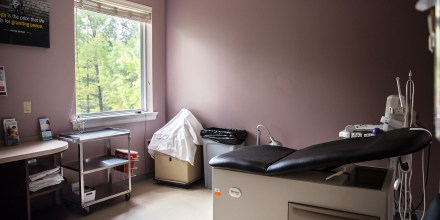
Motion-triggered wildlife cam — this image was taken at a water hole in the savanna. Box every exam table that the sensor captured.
[209,128,432,220]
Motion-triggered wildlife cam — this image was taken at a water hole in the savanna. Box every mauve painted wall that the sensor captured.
[0,0,166,184]
[166,0,439,207]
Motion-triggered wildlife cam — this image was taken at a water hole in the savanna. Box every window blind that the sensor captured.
[74,0,152,23]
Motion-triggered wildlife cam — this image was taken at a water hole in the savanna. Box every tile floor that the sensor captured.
[33,178,212,220]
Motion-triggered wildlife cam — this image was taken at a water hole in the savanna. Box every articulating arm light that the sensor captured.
[256,124,282,146]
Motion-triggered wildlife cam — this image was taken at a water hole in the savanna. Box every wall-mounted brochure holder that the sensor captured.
[0,66,7,96]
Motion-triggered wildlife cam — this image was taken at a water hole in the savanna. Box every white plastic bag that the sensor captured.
[148,108,203,165]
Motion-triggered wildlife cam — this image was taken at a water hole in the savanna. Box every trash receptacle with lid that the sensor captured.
[201,127,247,189]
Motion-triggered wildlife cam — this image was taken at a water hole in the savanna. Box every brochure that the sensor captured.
[39,118,53,141]
[3,118,20,146]
[0,66,7,96]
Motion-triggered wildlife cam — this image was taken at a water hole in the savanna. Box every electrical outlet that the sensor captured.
[144,139,151,153]
[23,101,31,113]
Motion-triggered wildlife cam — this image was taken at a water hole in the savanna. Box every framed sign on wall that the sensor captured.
[0,0,50,48]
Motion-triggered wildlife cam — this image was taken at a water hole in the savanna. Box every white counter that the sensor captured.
[0,140,68,164]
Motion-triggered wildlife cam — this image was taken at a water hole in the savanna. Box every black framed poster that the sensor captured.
[0,0,50,48]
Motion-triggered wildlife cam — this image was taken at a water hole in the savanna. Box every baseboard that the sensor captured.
[131,172,154,183]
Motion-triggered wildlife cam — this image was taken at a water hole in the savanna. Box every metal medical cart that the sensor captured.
[58,128,132,214]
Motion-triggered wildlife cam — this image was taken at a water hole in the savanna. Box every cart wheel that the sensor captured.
[83,206,90,215]
[125,193,131,201]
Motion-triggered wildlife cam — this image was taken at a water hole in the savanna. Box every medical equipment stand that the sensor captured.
[58,128,132,215]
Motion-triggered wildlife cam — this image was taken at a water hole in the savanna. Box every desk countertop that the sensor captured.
[0,140,68,164]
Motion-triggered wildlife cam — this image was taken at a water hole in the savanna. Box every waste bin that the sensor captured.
[114,149,139,175]
[201,128,247,189]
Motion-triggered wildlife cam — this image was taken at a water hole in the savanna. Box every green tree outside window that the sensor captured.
[75,9,142,114]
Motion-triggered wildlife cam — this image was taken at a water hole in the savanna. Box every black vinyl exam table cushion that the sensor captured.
[209,128,432,175]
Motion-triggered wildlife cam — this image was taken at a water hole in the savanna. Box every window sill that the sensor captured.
[71,111,158,129]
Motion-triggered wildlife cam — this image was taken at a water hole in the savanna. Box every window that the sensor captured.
[73,0,156,128]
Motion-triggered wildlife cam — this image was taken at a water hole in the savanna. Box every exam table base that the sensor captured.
[212,165,393,220]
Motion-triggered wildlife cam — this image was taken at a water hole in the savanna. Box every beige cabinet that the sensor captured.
[154,145,202,187]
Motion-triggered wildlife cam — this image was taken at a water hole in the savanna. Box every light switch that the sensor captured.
[24,101,31,113]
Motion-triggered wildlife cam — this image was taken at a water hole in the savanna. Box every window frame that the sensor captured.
[72,4,157,129]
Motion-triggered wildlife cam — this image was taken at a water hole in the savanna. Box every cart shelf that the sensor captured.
[62,156,128,174]
[65,180,130,207]
[58,128,130,143]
